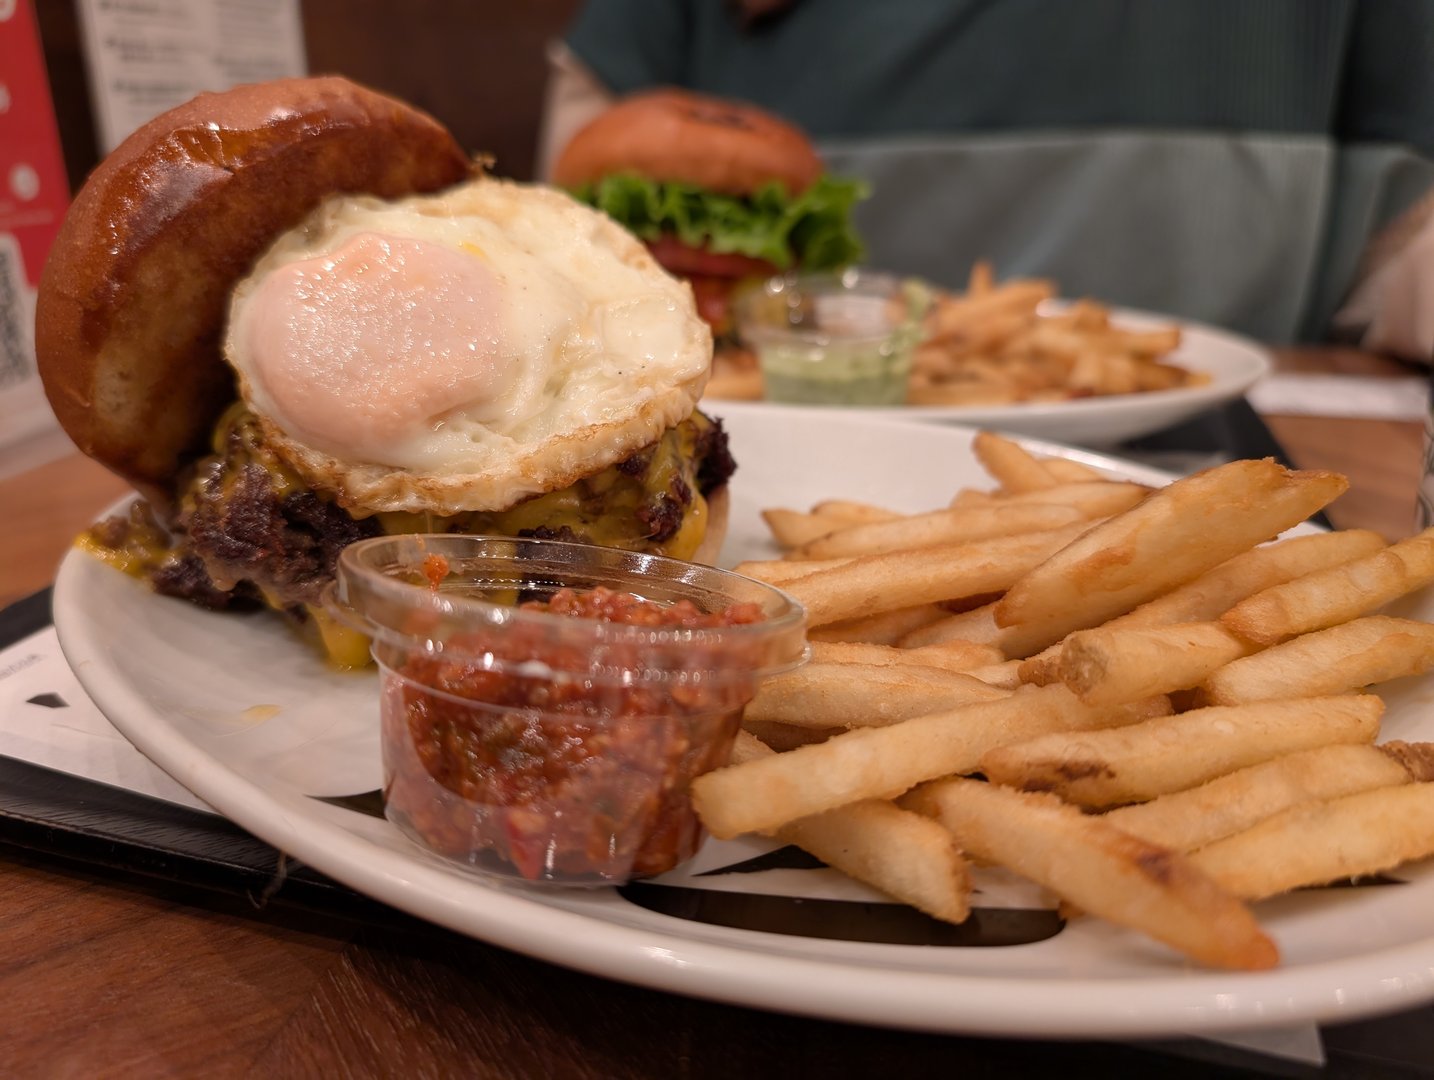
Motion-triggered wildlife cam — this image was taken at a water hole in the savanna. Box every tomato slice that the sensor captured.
[644,234,779,280]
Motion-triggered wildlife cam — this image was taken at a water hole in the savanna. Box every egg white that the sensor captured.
[223,177,712,515]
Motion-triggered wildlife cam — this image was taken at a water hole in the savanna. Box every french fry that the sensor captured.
[812,500,904,524]
[744,662,1008,730]
[1040,457,1106,484]
[794,502,1083,560]
[900,778,1278,970]
[908,381,1022,407]
[761,509,845,549]
[1200,616,1434,705]
[897,602,1004,649]
[1102,742,1434,852]
[964,659,1025,689]
[1191,782,1434,902]
[978,696,1384,809]
[993,459,1348,657]
[691,683,1169,839]
[972,431,1059,493]
[733,557,856,584]
[730,732,972,924]
[808,639,1004,673]
[948,480,1148,518]
[783,520,1092,628]
[759,501,904,551]
[966,259,994,295]
[1016,529,1387,686]
[1109,530,1387,630]
[1058,622,1253,706]
[1222,526,1434,646]
[1015,642,1066,685]
[927,279,1055,341]
[807,604,948,646]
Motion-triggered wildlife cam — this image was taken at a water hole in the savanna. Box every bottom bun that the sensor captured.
[691,485,731,566]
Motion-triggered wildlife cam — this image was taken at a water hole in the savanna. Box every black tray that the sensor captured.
[4,401,1426,1076]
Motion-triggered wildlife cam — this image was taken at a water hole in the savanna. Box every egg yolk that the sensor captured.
[236,231,517,462]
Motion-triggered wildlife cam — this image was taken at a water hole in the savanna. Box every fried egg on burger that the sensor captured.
[37,77,735,667]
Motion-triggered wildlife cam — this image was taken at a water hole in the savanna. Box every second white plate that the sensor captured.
[708,305,1271,446]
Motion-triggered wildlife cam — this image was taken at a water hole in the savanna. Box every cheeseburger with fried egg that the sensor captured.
[37,77,734,665]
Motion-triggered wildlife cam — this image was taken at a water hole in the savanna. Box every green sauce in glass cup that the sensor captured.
[735,270,930,406]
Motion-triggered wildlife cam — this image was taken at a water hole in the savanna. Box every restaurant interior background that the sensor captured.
[35,1,580,192]
[5,4,1434,1075]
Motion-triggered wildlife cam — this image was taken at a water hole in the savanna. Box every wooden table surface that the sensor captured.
[1,349,1428,1077]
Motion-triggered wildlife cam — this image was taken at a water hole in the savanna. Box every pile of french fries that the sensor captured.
[909,262,1206,406]
[706,262,1207,405]
[693,432,1434,971]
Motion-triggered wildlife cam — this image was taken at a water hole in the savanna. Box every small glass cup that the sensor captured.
[330,535,807,886]
[734,268,929,406]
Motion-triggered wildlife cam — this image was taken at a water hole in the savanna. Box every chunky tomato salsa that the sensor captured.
[382,586,765,883]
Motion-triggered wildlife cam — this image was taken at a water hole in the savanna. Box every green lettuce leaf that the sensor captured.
[571,173,868,270]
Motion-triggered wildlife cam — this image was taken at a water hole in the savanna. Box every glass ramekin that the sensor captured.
[329,535,807,886]
[734,268,930,406]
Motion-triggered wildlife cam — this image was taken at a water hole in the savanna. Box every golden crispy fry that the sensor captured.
[1015,530,1388,686]
[812,500,905,524]
[808,639,1004,673]
[744,661,1008,730]
[911,268,1198,406]
[1200,615,1434,705]
[899,604,1010,653]
[730,732,972,924]
[1040,457,1106,484]
[966,259,994,295]
[900,778,1278,970]
[1222,526,1434,646]
[972,431,1059,493]
[927,279,1055,341]
[1191,782,1434,901]
[794,502,1083,560]
[760,509,845,549]
[691,683,1168,838]
[807,603,949,646]
[1059,622,1253,706]
[733,556,856,584]
[760,502,906,549]
[993,460,1348,657]
[964,659,1025,689]
[1015,642,1066,685]
[908,380,1023,407]
[948,480,1149,518]
[979,695,1383,809]
[783,521,1092,628]
[1111,530,1388,630]
[1102,742,1434,852]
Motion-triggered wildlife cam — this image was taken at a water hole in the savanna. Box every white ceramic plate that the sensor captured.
[53,409,1434,1040]
[708,305,1272,446]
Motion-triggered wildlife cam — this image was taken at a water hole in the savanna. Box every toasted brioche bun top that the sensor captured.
[552,88,823,198]
[36,75,471,499]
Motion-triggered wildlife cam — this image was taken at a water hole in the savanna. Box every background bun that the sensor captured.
[552,88,822,198]
[36,75,471,499]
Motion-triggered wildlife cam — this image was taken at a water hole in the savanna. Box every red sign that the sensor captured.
[0,0,70,288]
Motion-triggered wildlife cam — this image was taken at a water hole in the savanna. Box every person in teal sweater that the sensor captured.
[538,0,1434,356]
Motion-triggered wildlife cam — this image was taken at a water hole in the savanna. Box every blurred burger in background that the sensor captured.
[553,88,867,342]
